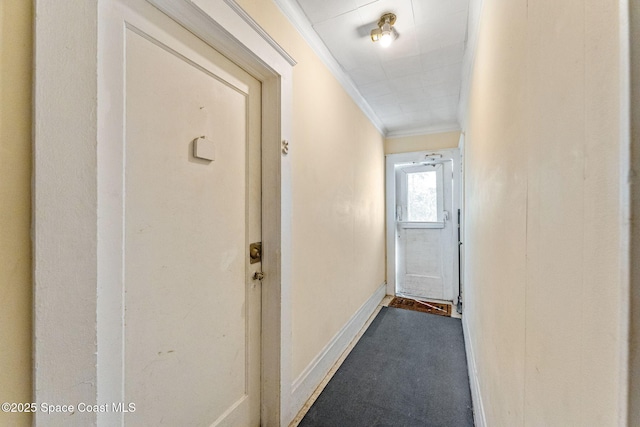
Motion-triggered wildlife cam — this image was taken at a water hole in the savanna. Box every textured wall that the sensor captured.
[0,1,32,426]
[462,0,625,425]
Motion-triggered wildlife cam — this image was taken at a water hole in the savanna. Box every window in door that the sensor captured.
[399,164,444,224]
[407,170,438,221]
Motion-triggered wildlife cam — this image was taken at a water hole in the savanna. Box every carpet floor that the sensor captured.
[298,306,474,427]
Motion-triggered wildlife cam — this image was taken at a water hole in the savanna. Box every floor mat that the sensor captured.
[388,296,452,317]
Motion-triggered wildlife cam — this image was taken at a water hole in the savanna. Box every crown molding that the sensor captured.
[272,0,387,136]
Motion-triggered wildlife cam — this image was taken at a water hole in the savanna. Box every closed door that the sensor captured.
[395,161,455,300]
[124,6,262,426]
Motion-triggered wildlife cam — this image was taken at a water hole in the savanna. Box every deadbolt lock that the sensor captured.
[249,242,262,264]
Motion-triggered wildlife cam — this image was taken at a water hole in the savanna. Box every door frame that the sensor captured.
[33,1,295,425]
[385,148,462,302]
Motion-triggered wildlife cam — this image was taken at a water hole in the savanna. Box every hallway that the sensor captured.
[1,0,636,426]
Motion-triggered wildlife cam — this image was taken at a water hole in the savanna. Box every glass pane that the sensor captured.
[407,171,438,222]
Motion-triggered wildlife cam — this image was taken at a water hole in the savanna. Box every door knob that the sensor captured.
[249,242,262,264]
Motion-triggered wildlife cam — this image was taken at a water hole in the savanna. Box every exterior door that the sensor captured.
[124,4,262,425]
[395,160,455,300]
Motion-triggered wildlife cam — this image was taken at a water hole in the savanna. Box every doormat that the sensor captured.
[388,297,452,317]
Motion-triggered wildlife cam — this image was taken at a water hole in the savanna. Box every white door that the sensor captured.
[123,5,262,425]
[395,159,456,301]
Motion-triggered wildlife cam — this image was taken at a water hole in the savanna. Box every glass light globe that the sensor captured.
[380,31,393,47]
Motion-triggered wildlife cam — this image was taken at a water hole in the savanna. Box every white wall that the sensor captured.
[462,0,626,425]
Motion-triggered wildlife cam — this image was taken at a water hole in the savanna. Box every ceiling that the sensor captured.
[280,0,469,137]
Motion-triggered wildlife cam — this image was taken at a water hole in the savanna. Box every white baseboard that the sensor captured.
[463,315,487,427]
[288,283,387,422]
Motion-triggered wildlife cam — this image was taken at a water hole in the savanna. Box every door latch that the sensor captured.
[249,242,262,264]
[253,271,265,281]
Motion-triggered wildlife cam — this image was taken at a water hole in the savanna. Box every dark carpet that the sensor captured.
[298,306,474,427]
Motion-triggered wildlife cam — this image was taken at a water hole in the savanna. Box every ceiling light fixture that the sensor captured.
[371,13,397,48]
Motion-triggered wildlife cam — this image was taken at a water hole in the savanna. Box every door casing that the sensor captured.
[33,1,295,425]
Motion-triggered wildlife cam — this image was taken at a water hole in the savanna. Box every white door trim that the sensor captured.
[385,149,461,300]
[33,1,294,425]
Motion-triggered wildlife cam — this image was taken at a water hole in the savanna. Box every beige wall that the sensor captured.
[384,131,460,154]
[462,0,625,425]
[235,0,386,381]
[630,0,640,424]
[0,1,32,426]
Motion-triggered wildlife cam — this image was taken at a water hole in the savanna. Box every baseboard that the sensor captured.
[463,315,487,427]
[288,283,387,422]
